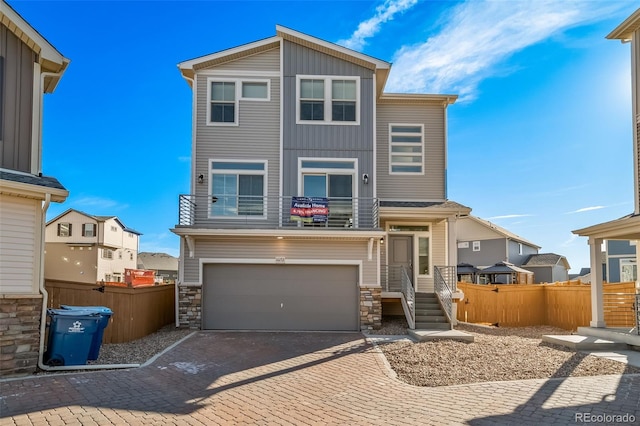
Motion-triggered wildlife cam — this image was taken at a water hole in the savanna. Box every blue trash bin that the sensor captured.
[45,309,101,366]
[60,305,113,360]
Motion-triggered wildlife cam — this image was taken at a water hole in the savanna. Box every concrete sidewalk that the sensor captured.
[1,332,639,425]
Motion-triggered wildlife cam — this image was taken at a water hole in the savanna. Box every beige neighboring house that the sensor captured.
[137,252,179,284]
[573,9,640,328]
[172,25,471,333]
[0,1,70,377]
[45,209,141,284]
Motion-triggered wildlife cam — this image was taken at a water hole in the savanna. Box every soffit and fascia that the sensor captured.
[607,8,640,42]
[1,1,70,92]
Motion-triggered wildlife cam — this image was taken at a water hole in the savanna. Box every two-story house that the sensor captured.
[45,209,141,284]
[574,9,640,329]
[457,215,540,268]
[172,25,470,332]
[0,1,69,377]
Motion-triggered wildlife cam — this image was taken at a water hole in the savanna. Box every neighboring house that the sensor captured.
[45,209,141,284]
[573,9,640,329]
[605,240,637,283]
[0,1,70,377]
[172,25,470,332]
[457,215,540,268]
[521,253,570,284]
[137,252,179,284]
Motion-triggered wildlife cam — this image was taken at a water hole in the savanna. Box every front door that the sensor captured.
[387,235,413,291]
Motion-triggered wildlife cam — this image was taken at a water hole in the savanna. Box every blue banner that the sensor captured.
[290,197,328,223]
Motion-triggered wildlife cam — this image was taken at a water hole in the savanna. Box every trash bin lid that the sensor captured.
[60,305,113,314]
[48,308,101,316]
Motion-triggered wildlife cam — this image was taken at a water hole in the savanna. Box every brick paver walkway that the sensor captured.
[1,332,639,425]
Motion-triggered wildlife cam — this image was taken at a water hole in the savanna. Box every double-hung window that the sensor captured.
[389,124,424,174]
[210,81,236,124]
[210,160,267,218]
[297,76,359,124]
[57,223,72,237]
[82,223,96,237]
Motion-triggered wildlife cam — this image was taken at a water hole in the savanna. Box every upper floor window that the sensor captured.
[389,124,423,174]
[57,223,72,237]
[210,81,236,124]
[210,160,267,218]
[102,249,114,260]
[241,81,269,100]
[82,223,96,237]
[297,76,360,125]
[110,226,117,232]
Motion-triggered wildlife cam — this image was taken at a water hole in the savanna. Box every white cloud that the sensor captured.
[385,0,627,100]
[177,156,191,163]
[566,206,606,214]
[72,196,129,211]
[487,214,532,220]
[561,234,578,247]
[337,0,418,50]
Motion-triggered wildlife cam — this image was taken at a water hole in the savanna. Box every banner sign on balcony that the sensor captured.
[290,197,329,223]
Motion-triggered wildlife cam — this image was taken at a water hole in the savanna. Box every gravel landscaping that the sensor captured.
[375,318,640,387]
[36,319,640,388]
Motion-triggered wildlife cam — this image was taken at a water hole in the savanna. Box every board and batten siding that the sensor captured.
[281,40,375,199]
[183,238,378,286]
[194,48,281,224]
[376,104,446,200]
[0,195,41,293]
[1,25,36,173]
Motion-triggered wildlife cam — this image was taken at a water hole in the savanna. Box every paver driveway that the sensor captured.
[1,332,639,425]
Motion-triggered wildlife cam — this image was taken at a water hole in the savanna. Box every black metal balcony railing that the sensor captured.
[177,194,379,230]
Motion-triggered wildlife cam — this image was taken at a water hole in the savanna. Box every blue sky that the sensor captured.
[9,0,637,272]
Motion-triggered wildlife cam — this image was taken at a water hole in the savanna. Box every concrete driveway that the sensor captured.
[1,332,639,425]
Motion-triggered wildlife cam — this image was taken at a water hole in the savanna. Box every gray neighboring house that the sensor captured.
[457,215,541,268]
[137,252,179,284]
[605,240,637,283]
[521,253,571,284]
[171,25,471,332]
[0,0,69,377]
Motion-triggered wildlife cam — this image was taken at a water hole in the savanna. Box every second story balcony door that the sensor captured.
[302,173,353,228]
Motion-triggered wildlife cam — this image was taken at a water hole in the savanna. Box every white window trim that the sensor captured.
[620,258,638,282]
[385,222,433,278]
[295,75,360,125]
[206,78,239,127]
[472,241,481,252]
[240,79,271,102]
[388,123,425,175]
[208,159,268,220]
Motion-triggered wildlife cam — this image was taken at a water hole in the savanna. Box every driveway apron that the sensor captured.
[1,332,639,425]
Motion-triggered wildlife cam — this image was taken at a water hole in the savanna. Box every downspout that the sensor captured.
[37,196,138,371]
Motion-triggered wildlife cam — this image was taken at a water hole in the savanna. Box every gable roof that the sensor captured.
[522,253,571,270]
[46,208,142,235]
[178,25,397,97]
[607,8,640,41]
[463,215,541,249]
[137,252,179,271]
[1,0,70,92]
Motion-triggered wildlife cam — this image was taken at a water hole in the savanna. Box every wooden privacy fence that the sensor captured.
[458,281,637,331]
[45,280,175,343]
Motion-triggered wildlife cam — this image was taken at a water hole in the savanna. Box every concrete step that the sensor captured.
[414,309,443,316]
[415,315,448,323]
[409,329,475,342]
[415,304,440,311]
[542,335,629,351]
[415,322,451,330]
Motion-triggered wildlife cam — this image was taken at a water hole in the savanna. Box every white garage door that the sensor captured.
[202,264,359,331]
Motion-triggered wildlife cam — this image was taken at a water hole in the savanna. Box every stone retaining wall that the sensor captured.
[360,287,382,331]
[0,295,43,377]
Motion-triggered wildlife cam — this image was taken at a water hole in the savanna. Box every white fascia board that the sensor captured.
[177,36,281,71]
[275,25,390,70]
[170,228,385,239]
[2,2,68,68]
[606,8,640,41]
[0,179,68,203]
[573,215,640,240]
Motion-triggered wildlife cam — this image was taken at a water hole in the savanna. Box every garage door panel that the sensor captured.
[203,264,358,331]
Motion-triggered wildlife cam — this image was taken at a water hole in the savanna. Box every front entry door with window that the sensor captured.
[388,235,412,291]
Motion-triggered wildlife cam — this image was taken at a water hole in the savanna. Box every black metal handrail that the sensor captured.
[177,194,379,229]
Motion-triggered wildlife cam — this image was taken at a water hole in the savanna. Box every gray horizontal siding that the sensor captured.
[376,104,446,200]
[194,48,281,225]
[1,26,35,173]
[183,238,378,286]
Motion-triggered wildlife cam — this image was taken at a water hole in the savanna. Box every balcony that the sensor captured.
[177,194,379,230]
